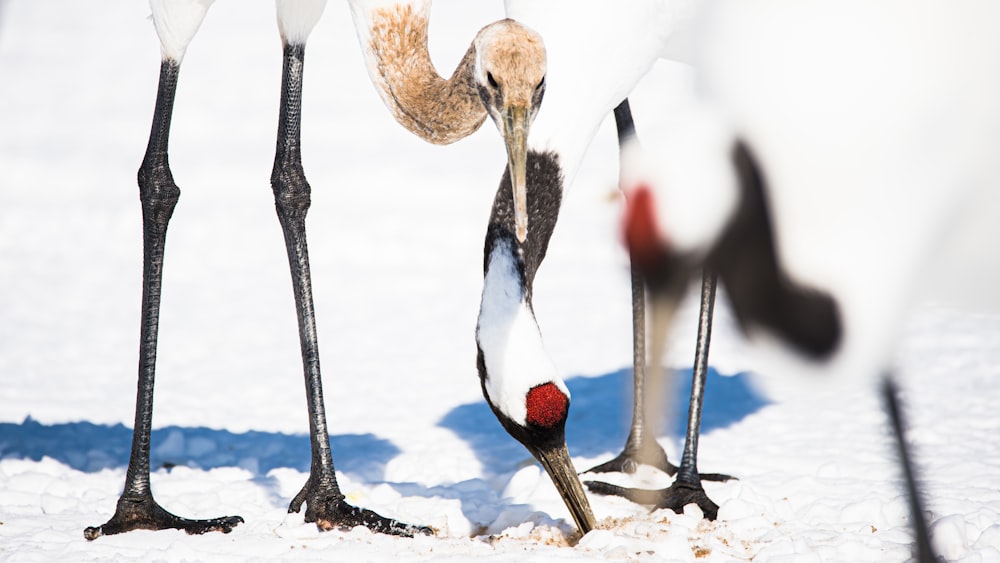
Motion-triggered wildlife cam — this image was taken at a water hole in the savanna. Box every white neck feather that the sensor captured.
[476,239,568,426]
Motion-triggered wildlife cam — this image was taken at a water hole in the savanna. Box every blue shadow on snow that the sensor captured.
[438,366,768,475]
[0,418,398,481]
[1,368,766,483]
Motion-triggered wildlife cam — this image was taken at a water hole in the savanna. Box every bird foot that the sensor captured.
[84,494,243,540]
[584,479,723,521]
[288,477,432,537]
[583,443,734,484]
[583,441,678,475]
[582,443,735,485]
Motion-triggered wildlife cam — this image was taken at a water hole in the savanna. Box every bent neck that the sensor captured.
[482,150,564,298]
[475,150,567,427]
[353,1,487,144]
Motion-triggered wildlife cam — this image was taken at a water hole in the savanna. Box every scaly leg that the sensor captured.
[585,100,675,475]
[85,59,243,540]
[585,262,677,475]
[587,270,732,520]
[585,101,730,486]
[271,42,429,537]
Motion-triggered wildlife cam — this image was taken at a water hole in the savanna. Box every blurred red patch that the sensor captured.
[623,185,665,270]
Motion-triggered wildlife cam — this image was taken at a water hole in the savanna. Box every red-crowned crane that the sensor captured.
[353,0,729,534]
[349,0,608,534]
[351,0,602,535]
[605,1,1000,560]
[468,0,733,533]
[86,0,550,539]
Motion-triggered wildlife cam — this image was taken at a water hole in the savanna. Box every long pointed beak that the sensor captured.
[534,442,596,535]
[502,105,530,243]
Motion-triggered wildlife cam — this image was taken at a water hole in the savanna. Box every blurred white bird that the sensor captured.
[622,0,1000,387]
[614,1,1000,560]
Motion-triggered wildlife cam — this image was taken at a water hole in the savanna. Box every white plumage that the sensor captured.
[504,0,691,186]
[276,0,327,45]
[477,0,699,416]
[617,6,1000,556]
[631,0,1000,382]
[149,0,215,62]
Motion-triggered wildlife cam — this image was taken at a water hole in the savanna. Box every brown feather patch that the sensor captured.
[368,5,486,145]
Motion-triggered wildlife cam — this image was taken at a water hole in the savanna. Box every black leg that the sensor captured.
[85,60,243,540]
[586,100,726,483]
[881,374,938,562]
[585,263,677,475]
[271,42,429,537]
[658,270,734,517]
[585,100,675,476]
[587,269,732,520]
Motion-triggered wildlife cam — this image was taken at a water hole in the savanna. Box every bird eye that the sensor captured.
[487,71,499,89]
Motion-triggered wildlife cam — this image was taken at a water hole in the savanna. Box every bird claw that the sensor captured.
[315,498,433,537]
[84,494,243,540]
[584,479,723,521]
[289,479,433,537]
[697,471,737,483]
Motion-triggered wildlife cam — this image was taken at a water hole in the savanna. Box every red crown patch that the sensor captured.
[525,382,568,428]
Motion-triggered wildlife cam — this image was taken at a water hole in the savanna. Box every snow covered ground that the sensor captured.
[1,1,999,561]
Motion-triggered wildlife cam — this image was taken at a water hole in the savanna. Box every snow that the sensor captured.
[1,1,998,561]
[477,237,566,429]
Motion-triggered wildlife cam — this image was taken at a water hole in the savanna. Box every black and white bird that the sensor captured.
[584,99,735,522]
[470,0,736,533]
[87,0,548,540]
[610,1,1000,560]
[354,0,728,535]
[351,0,601,535]
[349,0,606,534]
[351,0,723,534]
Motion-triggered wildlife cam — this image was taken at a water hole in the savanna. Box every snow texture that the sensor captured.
[0,1,998,561]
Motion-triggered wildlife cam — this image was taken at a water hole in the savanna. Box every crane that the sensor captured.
[87,0,548,539]
[604,1,1000,559]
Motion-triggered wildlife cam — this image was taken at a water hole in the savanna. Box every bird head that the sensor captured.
[475,231,594,535]
[476,348,596,536]
[473,19,546,244]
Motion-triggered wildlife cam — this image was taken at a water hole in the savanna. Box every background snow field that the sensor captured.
[1,1,999,561]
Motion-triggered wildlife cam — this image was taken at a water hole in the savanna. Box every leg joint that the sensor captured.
[137,158,180,219]
[271,161,311,218]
